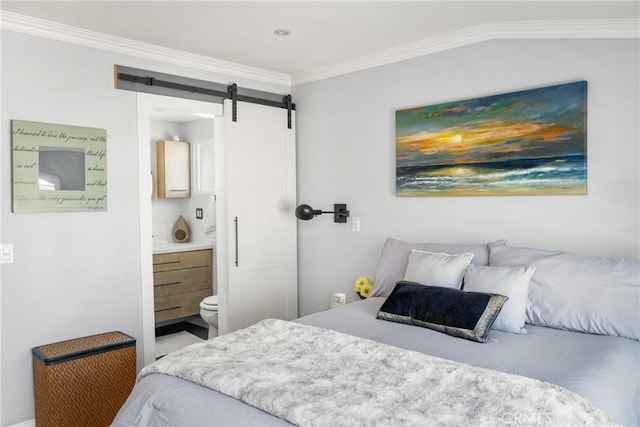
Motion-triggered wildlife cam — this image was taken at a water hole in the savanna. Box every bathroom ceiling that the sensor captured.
[1,1,638,82]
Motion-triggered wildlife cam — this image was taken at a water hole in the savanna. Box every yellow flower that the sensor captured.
[354,277,374,299]
[360,286,373,298]
[354,277,369,292]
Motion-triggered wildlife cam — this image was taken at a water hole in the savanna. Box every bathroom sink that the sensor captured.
[152,239,214,254]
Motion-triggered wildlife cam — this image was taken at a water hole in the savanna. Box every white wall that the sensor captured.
[292,39,640,316]
[150,119,184,240]
[0,30,286,425]
[150,119,216,244]
[178,119,217,245]
[150,119,215,243]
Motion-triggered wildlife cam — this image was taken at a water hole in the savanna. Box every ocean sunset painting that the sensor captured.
[396,81,587,196]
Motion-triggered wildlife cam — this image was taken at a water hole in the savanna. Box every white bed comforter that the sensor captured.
[140,319,614,426]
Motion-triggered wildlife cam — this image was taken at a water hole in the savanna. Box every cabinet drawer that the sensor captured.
[154,266,212,297]
[154,289,211,323]
[153,249,212,272]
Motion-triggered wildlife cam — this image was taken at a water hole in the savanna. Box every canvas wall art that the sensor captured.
[396,81,587,196]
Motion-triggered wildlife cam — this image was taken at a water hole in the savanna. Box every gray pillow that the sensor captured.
[371,238,506,297]
[490,245,640,341]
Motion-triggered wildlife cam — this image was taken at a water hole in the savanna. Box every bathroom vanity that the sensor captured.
[152,245,213,323]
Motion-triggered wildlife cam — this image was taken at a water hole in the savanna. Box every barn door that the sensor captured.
[217,100,297,333]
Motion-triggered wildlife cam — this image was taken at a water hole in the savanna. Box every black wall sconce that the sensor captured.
[295,203,350,223]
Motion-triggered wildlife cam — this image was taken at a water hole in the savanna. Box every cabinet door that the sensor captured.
[221,100,297,333]
[157,140,190,198]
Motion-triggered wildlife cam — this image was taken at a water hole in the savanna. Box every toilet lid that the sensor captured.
[202,295,218,307]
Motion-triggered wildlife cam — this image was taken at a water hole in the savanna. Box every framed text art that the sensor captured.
[396,81,588,197]
[11,120,107,213]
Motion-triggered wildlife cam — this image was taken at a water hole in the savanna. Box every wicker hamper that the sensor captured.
[32,331,136,427]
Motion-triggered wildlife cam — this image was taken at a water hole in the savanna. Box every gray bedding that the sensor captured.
[113,298,640,426]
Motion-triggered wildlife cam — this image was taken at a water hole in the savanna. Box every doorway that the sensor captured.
[137,93,223,365]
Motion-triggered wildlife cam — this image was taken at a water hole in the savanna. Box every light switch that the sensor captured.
[1,244,14,264]
[196,208,203,219]
[351,216,360,232]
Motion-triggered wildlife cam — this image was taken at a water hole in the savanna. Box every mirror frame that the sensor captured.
[11,120,107,213]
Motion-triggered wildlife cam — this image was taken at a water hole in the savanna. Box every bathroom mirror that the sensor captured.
[11,120,107,213]
[39,146,86,191]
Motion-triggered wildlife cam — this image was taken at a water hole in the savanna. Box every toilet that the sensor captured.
[199,295,219,339]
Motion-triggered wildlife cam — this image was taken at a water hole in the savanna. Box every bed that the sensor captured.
[113,239,640,426]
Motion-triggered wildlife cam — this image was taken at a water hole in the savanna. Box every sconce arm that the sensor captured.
[295,203,350,223]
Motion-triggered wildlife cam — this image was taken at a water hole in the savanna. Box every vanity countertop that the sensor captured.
[153,240,214,255]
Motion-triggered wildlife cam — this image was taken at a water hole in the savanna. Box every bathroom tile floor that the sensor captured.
[155,321,208,360]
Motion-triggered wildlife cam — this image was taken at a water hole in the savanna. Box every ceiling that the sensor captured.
[1,1,638,85]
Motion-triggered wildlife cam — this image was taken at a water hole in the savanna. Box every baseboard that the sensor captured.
[11,419,35,427]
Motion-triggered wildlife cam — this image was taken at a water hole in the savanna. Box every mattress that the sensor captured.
[113,298,640,426]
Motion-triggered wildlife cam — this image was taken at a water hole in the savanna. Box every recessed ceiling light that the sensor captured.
[273,29,291,36]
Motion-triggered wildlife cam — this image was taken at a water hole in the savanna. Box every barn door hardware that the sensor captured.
[117,72,228,99]
[283,95,293,129]
[227,83,238,122]
[115,65,296,128]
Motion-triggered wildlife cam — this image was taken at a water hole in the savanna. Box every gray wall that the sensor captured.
[0,30,286,425]
[292,39,640,316]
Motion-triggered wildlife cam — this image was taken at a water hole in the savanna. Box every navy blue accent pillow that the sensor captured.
[376,281,508,343]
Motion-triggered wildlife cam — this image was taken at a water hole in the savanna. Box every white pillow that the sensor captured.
[490,245,640,341]
[371,238,506,297]
[463,264,536,334]
[403,250,474,289]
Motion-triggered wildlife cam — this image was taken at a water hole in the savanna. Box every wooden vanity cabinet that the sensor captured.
[153,249,213,323]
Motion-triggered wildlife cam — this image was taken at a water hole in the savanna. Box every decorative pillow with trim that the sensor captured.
[376,281,508,343]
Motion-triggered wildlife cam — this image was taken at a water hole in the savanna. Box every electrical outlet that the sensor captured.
[331,293,346,308]
[196,208,203,219]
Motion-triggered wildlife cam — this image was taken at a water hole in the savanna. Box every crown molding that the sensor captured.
[291,19,640,85]
[0,11,292,87]
[1,11,637,88]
